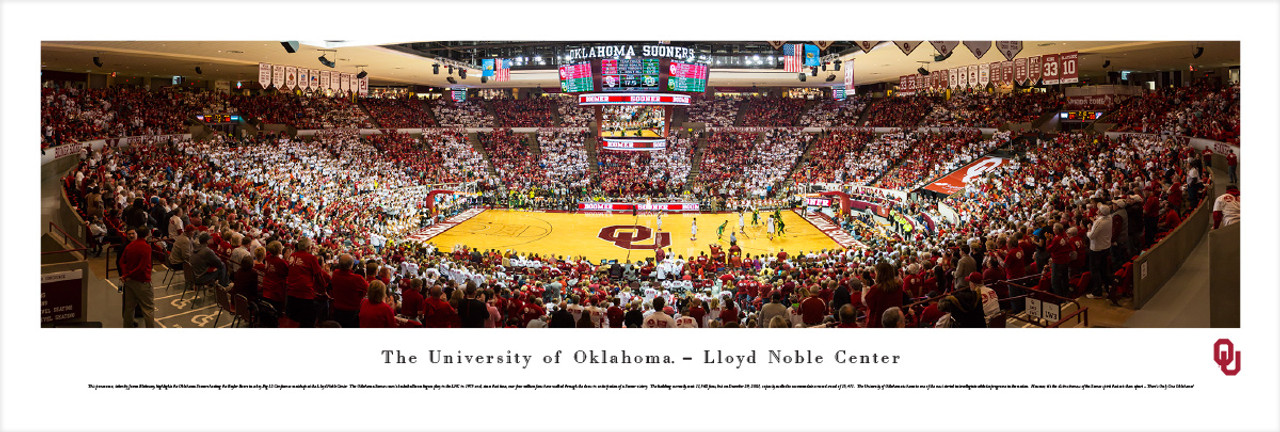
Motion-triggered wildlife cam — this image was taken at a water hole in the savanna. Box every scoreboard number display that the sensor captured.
[558,61,593,93]
[667,61,708,92]
[601,58,660,92]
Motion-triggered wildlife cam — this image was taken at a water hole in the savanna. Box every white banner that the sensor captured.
[259,62,272,88]
[285,66,297,90]
[310,69,320,90]
[330,71,340,91]
[320,70,330,91]
[968,65,978,88]
[273,64,285,89]
[949,69,959,89]
[298,68,310,90]
[979,63,991,87]
[340,73,350,92]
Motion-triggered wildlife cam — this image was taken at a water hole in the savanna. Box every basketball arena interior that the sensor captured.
[37,40,1243,330]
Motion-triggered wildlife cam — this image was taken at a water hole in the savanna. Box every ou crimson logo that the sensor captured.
[1213,338,1241,376]
[598,225,671,250]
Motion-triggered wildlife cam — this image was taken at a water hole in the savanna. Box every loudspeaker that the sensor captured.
[825,74,836,82]
[195,67,202,75]
[318,55,336,68]
[1193,46,1204,59]
[833,60,841,71]
[93,56,103,67]
[481,76,488,84]
[1102,60,1111,69]
[433,64,440,74]
[918,67,930,76]
[822,63,827,71]
[459,69,467,79]
[357,70,368,79]
[810,67,818,77]
[798,73,806,82]
[281,41,299,53]
[447,77,457,84]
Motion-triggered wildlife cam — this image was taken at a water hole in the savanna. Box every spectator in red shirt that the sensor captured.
[330,254,369,328]
[799,288,827,326]
[864,262,905,328]
[835,304,859,328]
[284,237,331,328]
[359,280,399,328]
[260,241,289,316]
[399,279,425,322]
[421,284,456,328]
[120,229,157,328]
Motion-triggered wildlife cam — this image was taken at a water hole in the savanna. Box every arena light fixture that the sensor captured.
[1102,59,1110,69]
[1193,46,1204,59]
[357,68,368,79]
[92,56,103,67]
[825,74,836,82]
[833,60,841,71]
[433,63,440,74]
[317,52,336,68]
[810,66,818,76]
[798,73,806,82]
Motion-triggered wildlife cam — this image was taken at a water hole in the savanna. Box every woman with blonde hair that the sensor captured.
[359,280,398,328]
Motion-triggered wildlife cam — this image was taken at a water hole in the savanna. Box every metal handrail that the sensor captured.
[43,221,89,256]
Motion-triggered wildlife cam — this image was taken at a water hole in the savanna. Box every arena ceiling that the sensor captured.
[41,40,1239,89]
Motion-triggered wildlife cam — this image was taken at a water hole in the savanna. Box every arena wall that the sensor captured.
[1209,221,1240,328]
[1132,187,1212,308]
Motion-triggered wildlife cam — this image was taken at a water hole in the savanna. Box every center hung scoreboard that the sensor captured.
[557,44,710,152]
[558,58,708,94]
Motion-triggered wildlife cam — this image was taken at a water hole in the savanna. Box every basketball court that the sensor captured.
[423,209,840,262]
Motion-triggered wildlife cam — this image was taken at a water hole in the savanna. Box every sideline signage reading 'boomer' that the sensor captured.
[578,93,691,106]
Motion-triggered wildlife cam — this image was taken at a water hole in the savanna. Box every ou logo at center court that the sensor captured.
[598,225,671,250]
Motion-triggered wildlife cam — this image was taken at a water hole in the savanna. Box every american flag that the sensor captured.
[496,59,510,82]
[783,44,802,73]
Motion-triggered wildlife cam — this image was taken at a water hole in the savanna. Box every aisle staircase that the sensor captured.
[469,132,501,178]
[685,134,711,190]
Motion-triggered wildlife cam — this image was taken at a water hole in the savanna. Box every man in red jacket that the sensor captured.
[120,229,157,328]
[420,285,456,328]
[329,254,369,328]
[799,288,827,326]
[284,237,330,328]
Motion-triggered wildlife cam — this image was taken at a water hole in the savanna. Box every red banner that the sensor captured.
[923,156,1015,195]
[1028,56,1042,85]
[1002,61,1014,86]
[1041,54,1060,85]
[1060,51,1079,84]
[1014,58,1028,85]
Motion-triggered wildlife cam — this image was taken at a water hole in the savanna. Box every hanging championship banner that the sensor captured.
[894,41,923,56]
[939,68,948,89]
[968,65,979,88]
[1002,61,1014,86]
[1041,53,1060,85]
[285,66,297,90]
[991,62,1002,85]
[963,41,991,59]
[767,41,786,50]
[298,68,310,90]
[272,65,284,89]
[949,69,959,89]
[954,68,964,88]
[929,41,960,57]
[350,74,359,94]
[1059,51,1079,84]
[1014,58,1028,85]
[899,75,908,92]
[340,72,350,92]
[995,41,1023,61]
[843,59,854,89]
[853,41,880,54]
[359,76,369,96]
[310,69,320,89]
[978,63,991,87]
[320,71,331,91]
[259,62,273,88]
[1028,56,1042,85]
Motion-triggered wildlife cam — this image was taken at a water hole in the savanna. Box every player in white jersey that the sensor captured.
[766,216,776,240]
[690,218,697,241]
[738,211,746,233]
[656,212,663,232]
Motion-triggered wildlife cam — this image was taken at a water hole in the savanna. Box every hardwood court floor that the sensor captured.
[427,210,839,263]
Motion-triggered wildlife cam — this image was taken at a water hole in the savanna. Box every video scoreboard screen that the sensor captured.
[450,88,468,102]
[196,114,240,123]
[667,61,708,92]
[601,58,660,92]
[558,61,593,93]
[1059,111,1104,121]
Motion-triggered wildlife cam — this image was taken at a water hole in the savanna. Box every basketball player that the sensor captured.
[776,215,786,237]
[738,210,746,233]
[691,218,698,241]
[717,220,728,240]
[751,207,760,226]
[656,211,664,232]
[766,215,776,240]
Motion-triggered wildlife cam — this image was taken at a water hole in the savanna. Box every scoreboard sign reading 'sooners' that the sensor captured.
[564,44,699,62]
